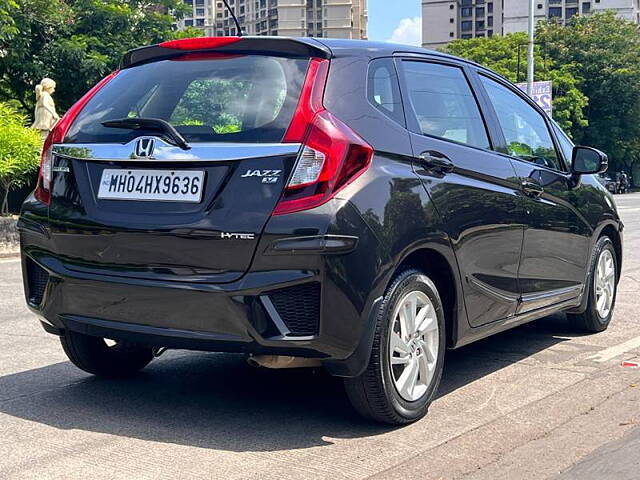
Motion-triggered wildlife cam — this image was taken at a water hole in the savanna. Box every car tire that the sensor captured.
[344,269,446,425]
[568,236,618,333]
[60,331,154,378]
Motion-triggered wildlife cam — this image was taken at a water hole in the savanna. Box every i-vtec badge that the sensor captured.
[240,169,282,184]
[221,232,256,240]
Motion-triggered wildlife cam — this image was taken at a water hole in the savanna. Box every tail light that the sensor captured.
[35,72,118,205]
[273,58,373,215]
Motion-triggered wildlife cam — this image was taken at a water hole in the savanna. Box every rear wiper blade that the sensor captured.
[102,117,191,151]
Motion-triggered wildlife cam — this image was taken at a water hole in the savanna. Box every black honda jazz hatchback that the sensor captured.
[20,36,623,424]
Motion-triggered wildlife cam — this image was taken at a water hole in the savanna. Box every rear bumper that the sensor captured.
[19,188,388,377]
[20,246,380,377]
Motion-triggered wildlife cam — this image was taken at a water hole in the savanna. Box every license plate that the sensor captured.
[98,169,204,202]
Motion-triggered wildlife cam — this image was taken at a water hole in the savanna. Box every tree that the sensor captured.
[0,103,41,215]
[0,0,18,42]
[0,0,200,115]
[443,32,588,134]
[537,11,640,174]
[0,0,70,113]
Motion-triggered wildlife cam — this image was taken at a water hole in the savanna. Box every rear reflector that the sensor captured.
[35,71,119,205]
[159,37,241,50]
[274,59,373,216]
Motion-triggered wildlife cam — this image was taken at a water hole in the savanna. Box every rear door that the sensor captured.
[396,57,524,327]
[48,54,309,283]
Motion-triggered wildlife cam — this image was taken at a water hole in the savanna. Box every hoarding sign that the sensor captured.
[516,81,552,117]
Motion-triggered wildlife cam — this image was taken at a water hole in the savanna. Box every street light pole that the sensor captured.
[527,0,535,96]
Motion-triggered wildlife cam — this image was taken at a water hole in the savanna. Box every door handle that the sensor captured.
[521,180,544,198]
[418,151,455,173]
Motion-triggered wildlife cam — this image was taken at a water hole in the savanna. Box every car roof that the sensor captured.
[123,36,486,73]
[300,37,483,68]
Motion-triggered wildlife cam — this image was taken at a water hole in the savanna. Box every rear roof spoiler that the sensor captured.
[121,36,332,69]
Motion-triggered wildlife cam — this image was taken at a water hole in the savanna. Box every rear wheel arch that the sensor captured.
[393,247,459,348]
[344,267,446,424]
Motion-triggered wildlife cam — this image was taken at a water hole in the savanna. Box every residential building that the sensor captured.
[177,0,367,39]
[177,0,217,30]
[504,0,640,33]
[422,0,640,49]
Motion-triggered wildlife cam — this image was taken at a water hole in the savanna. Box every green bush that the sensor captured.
[0,102,42,215]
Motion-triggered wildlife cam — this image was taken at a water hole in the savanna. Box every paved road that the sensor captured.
[1,194,640,480]
[557,426,640,480]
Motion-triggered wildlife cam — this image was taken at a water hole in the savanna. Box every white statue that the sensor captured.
[32,78,60,138]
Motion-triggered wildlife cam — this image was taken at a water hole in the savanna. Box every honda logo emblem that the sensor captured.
[134,138,155,158]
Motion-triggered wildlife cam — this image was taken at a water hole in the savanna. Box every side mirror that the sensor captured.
[572,146,608,175]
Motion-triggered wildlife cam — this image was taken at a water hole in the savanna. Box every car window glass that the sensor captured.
[367,58,405,126]
[128,84,159,118]
[480,75,560,170]
[65,55,308,144]
[402,61,490,149]
[169,78,276,134]
[553,122,574,167]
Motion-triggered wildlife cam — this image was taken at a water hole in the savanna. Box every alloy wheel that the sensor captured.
[594,249,616,319]
[388,290,439,402]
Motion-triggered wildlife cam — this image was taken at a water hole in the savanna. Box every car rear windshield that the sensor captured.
[64,55,309,144]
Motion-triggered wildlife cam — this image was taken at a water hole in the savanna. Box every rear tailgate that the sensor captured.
[46,49,314,283]
[49,141,299,283]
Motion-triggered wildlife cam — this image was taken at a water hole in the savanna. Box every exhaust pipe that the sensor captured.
[247,355,321,369]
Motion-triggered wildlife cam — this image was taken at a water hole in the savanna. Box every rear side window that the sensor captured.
[367,58,405,126]
[65,55,309,144]
[401,61,490,149]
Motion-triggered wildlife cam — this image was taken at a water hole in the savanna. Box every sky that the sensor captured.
[368,0,422,46]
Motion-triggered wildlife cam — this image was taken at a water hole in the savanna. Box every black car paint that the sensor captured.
[19,38,623,377]
[46,152,300,283]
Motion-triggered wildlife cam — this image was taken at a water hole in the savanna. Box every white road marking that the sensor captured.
[587,335,640,363]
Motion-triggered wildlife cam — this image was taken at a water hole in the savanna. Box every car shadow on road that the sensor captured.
[0,313,586,452]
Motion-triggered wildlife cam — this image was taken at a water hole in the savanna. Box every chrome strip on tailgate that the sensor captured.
[53,138,302,162]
